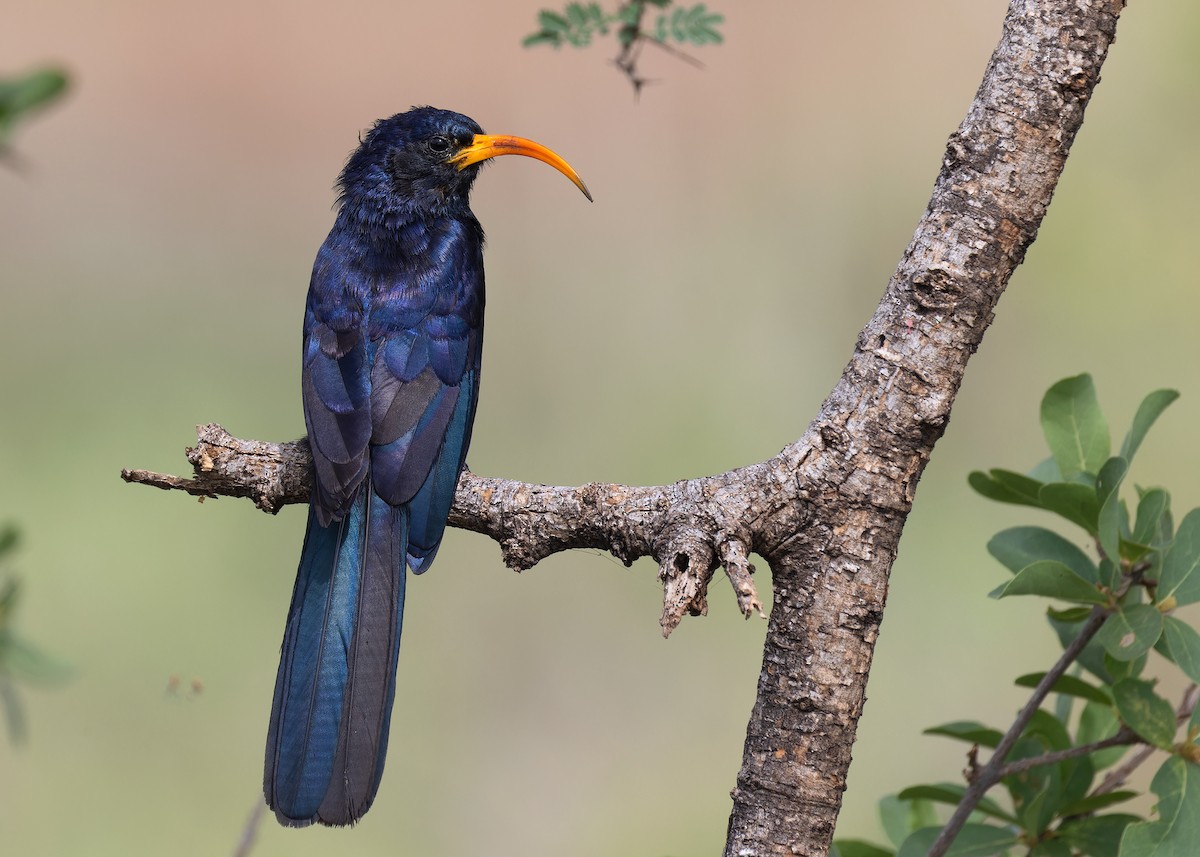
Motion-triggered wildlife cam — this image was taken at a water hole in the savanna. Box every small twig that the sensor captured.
[232,798,265,857]
[928,607,1110,857]
[1176,683,1198,723]
[993,727,1137,779]
[642,35,705,69]
[614,1,650,95]
[612,0,704,95]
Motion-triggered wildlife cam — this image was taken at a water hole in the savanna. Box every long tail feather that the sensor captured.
[265,482,406,826]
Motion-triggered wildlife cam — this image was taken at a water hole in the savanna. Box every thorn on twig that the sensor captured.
[965,744,981,783]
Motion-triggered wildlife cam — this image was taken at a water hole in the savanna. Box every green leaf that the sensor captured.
[1057,751,1098,820]
[923,721,1003,748]
[653,13,668,42]
[1014,672,1111,704]
[1077,700,1129,770]
[1041,374,1110,478]
[968,469,1045,507]
[1023,707,1073,750]
[1038,482,1100,533]
[1098,556,1121,591]
[1094,604,1163,661]
[1120,757,1200,856]
[1129,488,1171,557]
[1029,455,1064,483]
[895,824,1018,857]
[896,783,1017,824]
[1095,456,1128,567]
[0,524,19,558]
[1057,791,1138,816]
[0,68,68,112]
[657,3,720,45]
[1029,840,1071,857]
[1120,388,1180,463]
[537,9,570,31]
[679,4,724,44]
[0,68,69,142]
[1052,677,1074,722]
[0,635,72,683]
[522,31,562,47]
[1058,814,1141,857]
[1047,605,1093,622]
[988,526,1098,582]
[1159,502,1176,548]
[1002,710,1088,835]
[993,560,1108,605]
[1004,738,1062,835]
[1160,616,1200,684]
[830,841,894,857]
[565,3,587,27]
[1159,508,1200,606]
[1112,678,1176,749]
[1103,651,1146,681]
[1049,611,1120,682]
[879,794,938,848]
[831,841,894,857]
[669,5,687,41]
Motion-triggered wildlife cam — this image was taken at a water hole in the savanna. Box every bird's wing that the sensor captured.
[367,227,483,571]
[302,247,372,525]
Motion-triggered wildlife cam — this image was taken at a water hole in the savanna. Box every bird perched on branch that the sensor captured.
[264,106,590,827]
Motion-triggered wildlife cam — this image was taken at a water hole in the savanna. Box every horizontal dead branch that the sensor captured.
[121,423,768,636]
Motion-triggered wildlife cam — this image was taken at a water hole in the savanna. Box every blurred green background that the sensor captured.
[2,2,1198,855]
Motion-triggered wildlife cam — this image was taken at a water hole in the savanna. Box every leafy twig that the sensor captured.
[523,2,723,94]
[927,607,1111,857]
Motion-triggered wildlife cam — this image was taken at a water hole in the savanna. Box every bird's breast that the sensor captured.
[308,213,484,341]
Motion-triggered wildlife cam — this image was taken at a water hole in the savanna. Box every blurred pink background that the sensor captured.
[2,2,1198,855]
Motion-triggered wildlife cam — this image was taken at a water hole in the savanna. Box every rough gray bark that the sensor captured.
[122,0,1127,853]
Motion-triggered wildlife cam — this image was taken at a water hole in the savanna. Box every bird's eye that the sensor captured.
[427,135,451,154]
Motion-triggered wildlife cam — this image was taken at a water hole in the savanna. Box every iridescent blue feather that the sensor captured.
[265,107,486,827]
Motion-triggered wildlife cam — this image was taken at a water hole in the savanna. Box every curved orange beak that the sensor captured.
[450,134,592,201]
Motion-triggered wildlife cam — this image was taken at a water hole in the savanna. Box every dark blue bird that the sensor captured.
[264,106,590,827]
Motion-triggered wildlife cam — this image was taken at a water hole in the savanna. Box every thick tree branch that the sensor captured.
[123,0,1126,852]
[725,2,1124,852]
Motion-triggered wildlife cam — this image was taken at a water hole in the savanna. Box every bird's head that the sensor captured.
[337,106,590,222]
